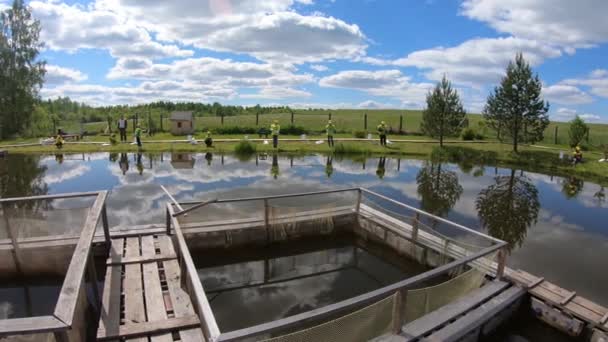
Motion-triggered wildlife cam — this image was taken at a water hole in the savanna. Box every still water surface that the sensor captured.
[1,152,607,308]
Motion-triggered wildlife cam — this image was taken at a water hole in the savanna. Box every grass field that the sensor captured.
[48,109,608,148]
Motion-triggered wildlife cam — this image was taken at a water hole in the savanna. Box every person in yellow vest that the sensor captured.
[377,121,388,146]
[270,120,280,148]
[325,119,336,147]
[204,130,213,147]
[55,129,64,149]
[572,145,583,165]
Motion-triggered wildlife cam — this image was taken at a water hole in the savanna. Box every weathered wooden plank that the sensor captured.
[158,235,206,342]
[98,315,200,341]
[141,235,173,342]
[401,281,509,340]
[54,191,107,326]
[97,239,123,341]
[107,253,177,266]
[0,316,66,336]
[561,291,577,306]
[124,237,147,342]
[426,286,526,342]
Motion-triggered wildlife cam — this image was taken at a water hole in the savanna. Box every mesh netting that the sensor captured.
[259,293,397,342]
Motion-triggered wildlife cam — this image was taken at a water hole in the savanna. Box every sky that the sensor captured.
[2,0,607,122]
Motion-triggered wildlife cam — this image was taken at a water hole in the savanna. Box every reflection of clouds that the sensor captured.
[43,163,91,185]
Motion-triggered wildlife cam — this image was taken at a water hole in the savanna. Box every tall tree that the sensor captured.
[568,115,589,147]
[0,0,46,138]
[476,170,539,252]
[483,53,549,152]
[421,75,466,147]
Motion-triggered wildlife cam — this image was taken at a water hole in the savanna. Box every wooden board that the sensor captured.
[141,235,173,342]
[158,235,206,342]
[97,234,205,341]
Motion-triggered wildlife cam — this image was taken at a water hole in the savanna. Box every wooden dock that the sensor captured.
[97,233,205,341]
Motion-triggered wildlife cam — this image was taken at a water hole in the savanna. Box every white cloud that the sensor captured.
[543,84,594,105]
[357,100,395,109]
[310,64,329,72]
[553,108,602,123]
[31,1,194,59]
[44,65,88,85]
[460,0,608,48]
[390,37,562,86]
[95,0,366,64]
[319,69,435,107]
[562,70,608,98]
[241,87,312,99]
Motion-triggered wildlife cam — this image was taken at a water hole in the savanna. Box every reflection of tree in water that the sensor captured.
[476,169,539,252]
[0,155,48,201]
[561,176,584,199]
[416,162,463,218]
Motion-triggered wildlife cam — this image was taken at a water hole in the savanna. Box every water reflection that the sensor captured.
[416,162,463,218]
[561,176,584,199]
[1,152,607,305]
[476,170,540,252]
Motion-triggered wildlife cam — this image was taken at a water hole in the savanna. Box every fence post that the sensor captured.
[256,112,259,126]
[392,289,407,333]
[496,247,507,280]
[291,111,294,124]
[329,112,332,121]
[356,189,362,213]
[160,113,164,132]
[221,114,224,125]
[166,206,172,235]
[554,126,558,145]
[399,115,403,134]
[364,113,368,130]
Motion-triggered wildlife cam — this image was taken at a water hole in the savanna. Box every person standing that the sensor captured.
[135,124,142,149]
[270,120,280,148]
[325,120,336,147]
[118,115,128,142]
[377,121,388,146]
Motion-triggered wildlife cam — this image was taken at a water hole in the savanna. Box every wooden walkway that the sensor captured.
[97,233,205,341]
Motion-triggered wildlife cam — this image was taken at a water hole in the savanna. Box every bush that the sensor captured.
[214,126,257,135]
[333,143,371,155]
[461,128,476,141]
[475,133,485,140]
[234,140,257,155]
[353,130,366,139]
[281,125,308,135]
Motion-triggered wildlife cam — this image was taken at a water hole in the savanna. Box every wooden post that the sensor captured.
[356,189,362,213]
[160,113,164,132]
[101,204,110,254]
[364,113,368,130]
[291,111,294,124]
[399,115,403,133]
[264,199,270,243]
[256,112,259,126]
[554,126,558,145]
[166,206,172,235]
[221,114,224,125]
[392,289,407,333]
[329,112,332,120]
[496,247,507,280]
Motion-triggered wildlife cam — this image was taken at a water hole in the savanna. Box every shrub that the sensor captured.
[461,128,476,141]
[215,126,257,135]
[353,130,366,139]
[474,133,485,140]
[281,125,308,135]
[234,140,257,155]
[333,143,371,155]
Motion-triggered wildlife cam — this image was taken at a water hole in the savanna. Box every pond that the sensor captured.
[0,151,607,310]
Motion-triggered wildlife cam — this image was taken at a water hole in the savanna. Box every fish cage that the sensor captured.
[0,191,110,342]
[165,188,509,342]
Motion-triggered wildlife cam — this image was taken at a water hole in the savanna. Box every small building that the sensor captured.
[169,111,194,135]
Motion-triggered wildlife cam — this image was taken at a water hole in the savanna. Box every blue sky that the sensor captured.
[3,0,607,121]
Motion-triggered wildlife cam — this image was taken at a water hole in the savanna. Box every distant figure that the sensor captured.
[572,146,583,165]
[205,152,213,166]
[270,120,280,148]
[55,130,64,149]
[325,120,336,147]
[204,130,213,147]
[325,155,334,178]
[376,157,386,179]
[118,115,128,142]
[119,153,129,175]
[135,124,143,148]
[377,121,388,147]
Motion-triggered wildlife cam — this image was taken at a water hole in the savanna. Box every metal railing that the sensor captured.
[0,191,109,341]
[165,187,508,342]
